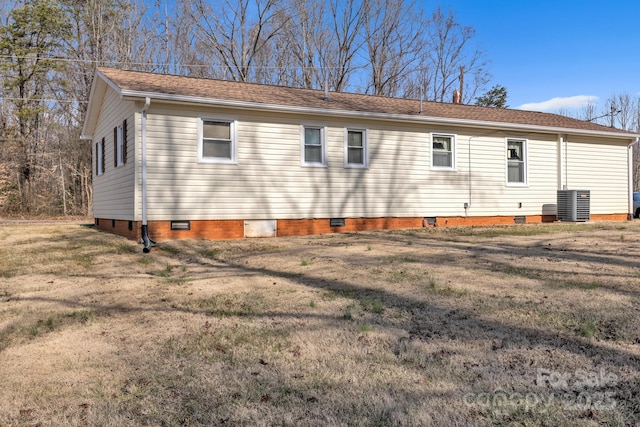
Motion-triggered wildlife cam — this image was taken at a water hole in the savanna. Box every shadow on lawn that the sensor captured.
[4,226,640,425]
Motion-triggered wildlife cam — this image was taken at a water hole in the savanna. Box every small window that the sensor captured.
[302,126,326,166]
[114,125,124,167]
[431,133,455,169]
[507,139,527,185]
[122,119,128,164]
[345,129,367,167]
[199,119,235,163]
[96,138,104,176]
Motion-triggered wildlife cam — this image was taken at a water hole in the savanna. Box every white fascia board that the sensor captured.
[81,70,124,139]
[81,77,102,137]
[97,69,125,98]
[120,90,640,141]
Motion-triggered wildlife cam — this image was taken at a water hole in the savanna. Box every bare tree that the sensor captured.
[322,0,364,92]
[361,0,422,97]
[181,0,289,83]
[270,0,324,88]
[611,93,635,130]
[416,6,489,103]
[578,100,598,123]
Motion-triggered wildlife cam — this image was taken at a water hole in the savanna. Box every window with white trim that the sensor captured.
[115,125,124,167]
[302,126,326,166]
[431,133,455,169]
[345,129,367,167]
[96,138,104,176]
[507,138,527,184]
[199,119,235,163]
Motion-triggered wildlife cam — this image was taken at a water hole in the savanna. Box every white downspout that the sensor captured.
[557,135,564,190]
[628,138,638,218]
[141,97,152,252]
[465,136,476,214]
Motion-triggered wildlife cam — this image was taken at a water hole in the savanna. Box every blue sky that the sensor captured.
[435,0,639,113]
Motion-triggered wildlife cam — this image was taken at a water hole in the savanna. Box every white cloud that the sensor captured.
[517,95,598,112]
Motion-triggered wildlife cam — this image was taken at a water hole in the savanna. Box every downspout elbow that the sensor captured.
[141,224,154,253]
[142,96,151,113]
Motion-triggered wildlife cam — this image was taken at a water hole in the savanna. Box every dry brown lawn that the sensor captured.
[1,221,639,426]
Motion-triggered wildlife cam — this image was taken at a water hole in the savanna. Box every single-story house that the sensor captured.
[81,68,639,247]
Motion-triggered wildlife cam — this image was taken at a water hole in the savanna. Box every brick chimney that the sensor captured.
[453,89,461,104]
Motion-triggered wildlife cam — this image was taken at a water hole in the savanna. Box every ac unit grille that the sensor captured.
[557,190,590,222]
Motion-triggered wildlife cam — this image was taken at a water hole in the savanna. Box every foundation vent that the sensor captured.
[171,220,191,230]
[330,218,346,227]
[424,217,437,226]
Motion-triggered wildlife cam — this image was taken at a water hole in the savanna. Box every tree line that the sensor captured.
[0,0,637,216]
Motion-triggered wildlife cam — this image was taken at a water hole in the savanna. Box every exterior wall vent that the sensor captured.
[112,219,116,228]
[514,215,526,224]
[330,218,346,227]
[128,221,133,231]
[424,217,437,226]
[171,220,191,230]
[245,220,276,237]
[557,190,590,222]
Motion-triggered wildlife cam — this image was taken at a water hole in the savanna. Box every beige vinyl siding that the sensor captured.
[139,103,580,221]
[129,101,630,222]
[565,137,629,214]
[92,87,136,220]
[143,106,431,220]
[428,133,558,217]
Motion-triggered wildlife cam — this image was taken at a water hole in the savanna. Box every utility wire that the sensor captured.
[0,97,86,104]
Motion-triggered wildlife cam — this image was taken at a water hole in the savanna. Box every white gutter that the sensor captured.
[119,91,640,141]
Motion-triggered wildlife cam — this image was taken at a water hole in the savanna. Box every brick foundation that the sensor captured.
[95,218,141,241]
[147,220,245,241]
[94,213,630,241]
[589,213,629,222]
[276,217,423,237]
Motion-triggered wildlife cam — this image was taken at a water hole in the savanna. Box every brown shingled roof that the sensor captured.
[97,67,637,137]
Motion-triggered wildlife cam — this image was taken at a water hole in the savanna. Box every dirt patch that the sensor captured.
[1,222,639,425]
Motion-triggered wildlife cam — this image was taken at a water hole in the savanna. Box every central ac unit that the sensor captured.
[557,190,590,222]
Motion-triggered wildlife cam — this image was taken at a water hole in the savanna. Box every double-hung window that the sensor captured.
[114,125,124,167]
[199,119,236,163]
[431,133,455,169]
[113,119,127,166]
[96,138,104,176]
[345,129,367,168]
[507,138,527,185]
[302,126,326,166]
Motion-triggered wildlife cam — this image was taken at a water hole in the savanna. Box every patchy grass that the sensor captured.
[186,292,266,317]
[1,309,95,351]
[1,221,640,426]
